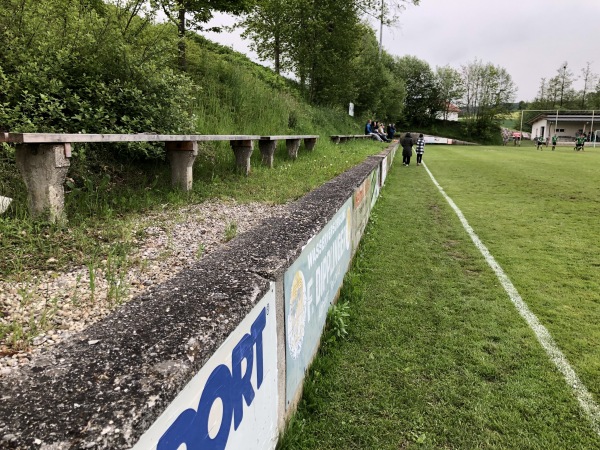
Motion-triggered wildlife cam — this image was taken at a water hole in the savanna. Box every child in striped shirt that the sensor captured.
[416,134,425,166]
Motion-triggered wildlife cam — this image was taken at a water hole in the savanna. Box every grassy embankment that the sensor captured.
[280,144,600,449]
[0,37,387,346]
[0,36,377,279]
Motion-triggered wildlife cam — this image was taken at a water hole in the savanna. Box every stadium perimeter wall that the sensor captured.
[0,144,398,449]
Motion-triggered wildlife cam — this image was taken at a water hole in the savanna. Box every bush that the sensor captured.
[0,0,196,159]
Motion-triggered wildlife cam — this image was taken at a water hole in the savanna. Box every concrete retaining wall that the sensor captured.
[0,144,398,449]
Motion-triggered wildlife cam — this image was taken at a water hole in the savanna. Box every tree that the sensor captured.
[377,51,406,121]
[435,65,463,121]
[556,62,575,107]
[237,0,417,110]
[353,30,406,120]
[460,59,516,139]
[282,0,362,106]
[580,62,598,109]
[0,0,196,154]
[349,24,389,116]
[589,79,600,109]
[394,56,440,126]
[237,0,291,75]
[357,0,420,56]
[535,77,547,106]
[154,0,255,70]
[547,76,561,108]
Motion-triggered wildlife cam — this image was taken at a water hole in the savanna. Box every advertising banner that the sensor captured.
[352,170,378,253]
[370,166,380,209]
[424,136,448,144]
[284,198,353,406]
[380,155,389,187]
[133,284,278,450]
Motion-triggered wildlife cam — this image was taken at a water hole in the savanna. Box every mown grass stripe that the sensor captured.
[280,155,600,448]
[423,161,600,437]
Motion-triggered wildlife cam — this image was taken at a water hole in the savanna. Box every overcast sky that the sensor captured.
[203,0,600,101]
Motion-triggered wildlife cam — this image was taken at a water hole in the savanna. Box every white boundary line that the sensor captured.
[423,162,600,437]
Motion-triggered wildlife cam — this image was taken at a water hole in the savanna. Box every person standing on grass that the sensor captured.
[575,135,585,151]
[552,134,558,151]
[536,136,544,150]
[401,132,414,166]
[416,134,425,166]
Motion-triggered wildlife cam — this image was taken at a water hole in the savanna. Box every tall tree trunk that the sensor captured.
[274,35,280,75]
[177,6,187,71]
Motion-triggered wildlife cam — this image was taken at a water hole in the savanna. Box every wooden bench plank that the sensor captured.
[259,135,319,140]
[330,134,371,139]
[4,132,322,221]
[1,133,262,144]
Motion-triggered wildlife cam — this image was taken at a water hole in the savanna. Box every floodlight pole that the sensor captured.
[520,110,524,144]
[378,0,384,57]
[593,110,596,148]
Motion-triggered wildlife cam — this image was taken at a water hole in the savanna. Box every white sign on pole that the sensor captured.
[348,103,354,117]
[0,196,12,214]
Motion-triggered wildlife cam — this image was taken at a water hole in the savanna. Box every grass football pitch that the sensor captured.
[280,143,600,449]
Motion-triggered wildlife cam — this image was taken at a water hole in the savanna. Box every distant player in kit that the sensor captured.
[536,136,544,150]
[552,134,557,151]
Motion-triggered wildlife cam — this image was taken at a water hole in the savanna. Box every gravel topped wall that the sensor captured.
[0,146,395,449]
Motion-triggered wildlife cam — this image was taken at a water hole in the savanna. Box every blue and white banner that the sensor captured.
[133,284,278,450]
[284,198,353,406]
[380,155,389,187]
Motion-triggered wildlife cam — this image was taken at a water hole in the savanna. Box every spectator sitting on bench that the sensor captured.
[376,122,391,142]
[387,123,396,141]
[365,119,383,142]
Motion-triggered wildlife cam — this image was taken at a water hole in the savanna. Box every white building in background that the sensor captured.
[436,103,460,122]
[528,113,599,141]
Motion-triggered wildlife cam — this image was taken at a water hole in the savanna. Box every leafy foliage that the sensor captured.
[0,0,196,158]
[296,0,361,106]
[237,0,292,74]
[153,0,255,69]
[529,61,600,111]
[394,55,441,126]
[459,59,516,142]
[436,65,464,120]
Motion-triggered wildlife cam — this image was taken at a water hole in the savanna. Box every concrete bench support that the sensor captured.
[331,135,373,144]
[286,139,301,159]
[258,139,277,168]
[2,133,319,218]
[304,138,317,151]
[15,143,70,223]
[166,141,198,191]
[230,140,254,175]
